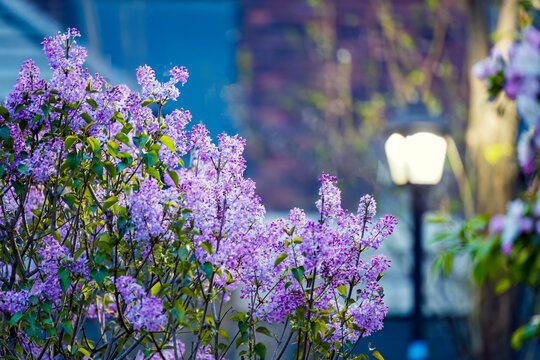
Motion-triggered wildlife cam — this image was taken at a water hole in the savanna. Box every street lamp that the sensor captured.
[384,107,448,360]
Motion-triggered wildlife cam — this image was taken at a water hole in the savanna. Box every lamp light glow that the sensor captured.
[384,133,408,185]
[385,131,447,185]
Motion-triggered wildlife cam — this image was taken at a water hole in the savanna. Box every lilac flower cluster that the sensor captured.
[172,118,396,337]
[235,175,395,333]
[115,276,167,332]
[137,64,189,102]
[25,137,64,183]
[42,28,87,70]
[160,108,192,168]
[474,26,540,174]
[0,289,30,315]
[129,179,167,243]
[177,130,266,286]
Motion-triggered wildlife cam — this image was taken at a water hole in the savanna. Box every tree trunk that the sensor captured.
[465,1,518,359]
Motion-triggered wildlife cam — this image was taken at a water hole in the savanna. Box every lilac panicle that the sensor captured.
[136,64,189,102]
[115,276,167,332]
[42,28,87,70]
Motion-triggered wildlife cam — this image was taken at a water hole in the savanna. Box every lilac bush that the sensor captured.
[0,29,396,359]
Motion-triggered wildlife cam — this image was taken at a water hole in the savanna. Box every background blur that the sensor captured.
[1,0,538,359]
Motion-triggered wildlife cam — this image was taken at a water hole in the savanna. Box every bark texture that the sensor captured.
[465,1,518,359]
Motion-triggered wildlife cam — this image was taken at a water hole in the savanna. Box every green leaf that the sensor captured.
[472,262,486,285]
[291,266,305,284]
[78,348,91,357]
[73,247,85,260]
[87,137,101,154]
[168,170,179,187]
[40,301,52,314]
[64,135,78,151]
[141,99,154,107]
[144,152,159,167]
[11,180,25,197]
[0,106,9,120]
[14,103,24,114]
[62,320,73,335]
[200,262,214,279]
[151,282,162,296]
[107,141,119,156]
[80,112,92,124]
[512,326,526,349]
[117,152,133,161]
[17,164,27,175]
[200,241,213,255]
[372,351,384,360]
[90,268,107,285]
[133,135,149,148]
[256,326,272,337]
[217,328,229,342]
[115,132,130,147]
[254,342,266,359]
[337,285,347,295]
[66,152,81,170]
[113,111,125,122]
[62,193,77,209]
[92,161,103,177]
[86,98,98,110]
[102,161,117,177]
[9,313,23,326]
[179,287,196,298]
[41,105,50,119]
[238,321,248,334]
[103,196,118,210]
[122,124,133,135]
[160,135,176,152]
[495,277,512,294]
[58,267,71,292]
[0,126,10,141]
[274,253,288,268]
[147,166,160,180]
[170,308,184,323]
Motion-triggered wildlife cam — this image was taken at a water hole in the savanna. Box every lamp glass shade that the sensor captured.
[384,133,408,185]
[405,132,447,184]
[385,131,447,185]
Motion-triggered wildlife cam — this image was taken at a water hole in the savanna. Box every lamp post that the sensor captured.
[384,109,448,360]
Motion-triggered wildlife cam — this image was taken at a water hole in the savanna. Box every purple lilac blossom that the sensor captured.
[316,173,342,219]
[129,179,167,243]
[115,276,167,332]
[136,64,189,102]
[0,290,30,315]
